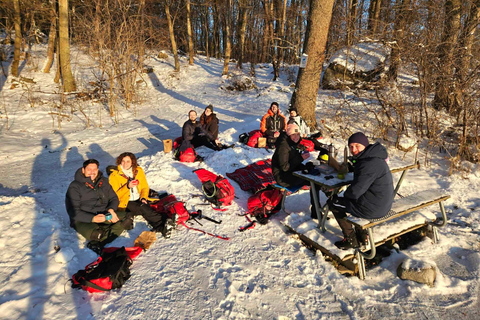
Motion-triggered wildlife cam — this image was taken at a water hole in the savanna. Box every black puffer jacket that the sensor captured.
[65,168,119,226]
[271,133,307,188]
[345,142,393,219]
[200,113,219,141]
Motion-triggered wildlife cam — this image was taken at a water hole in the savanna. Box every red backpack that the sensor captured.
[173,136,182,150]
[247,130,264,148]
[247,189,283,223]
[71,246,142,293]
[150,194,230,240]
[194,169,235,210]
[179,147,197,163]
[299,139,314,152]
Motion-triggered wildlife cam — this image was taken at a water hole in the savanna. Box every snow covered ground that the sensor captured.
[0,45,479,320]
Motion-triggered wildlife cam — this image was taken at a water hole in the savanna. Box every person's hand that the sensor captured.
[301,151,310,160]
[274,131,280,138]
[109,211,120,223]
[141,198,148,204]
[128,179,139,189]
[92,214,105,223]
[215,139,220,145]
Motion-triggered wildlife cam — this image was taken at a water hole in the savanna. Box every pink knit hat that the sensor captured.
[286,123,300,136]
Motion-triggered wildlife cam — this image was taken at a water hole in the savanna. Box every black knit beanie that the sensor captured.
[348,132,369,147]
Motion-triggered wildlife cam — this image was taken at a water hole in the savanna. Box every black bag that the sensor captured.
[71,247,132,292]
[239,132,249,145]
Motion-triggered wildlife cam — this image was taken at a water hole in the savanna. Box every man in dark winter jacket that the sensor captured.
[65,159,127,253]
[261,102,287,148]
[329,132,393,250]
[177,110,217,161]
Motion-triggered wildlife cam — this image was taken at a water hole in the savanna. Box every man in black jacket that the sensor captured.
[65,159,127,253]
[330,132,393,250]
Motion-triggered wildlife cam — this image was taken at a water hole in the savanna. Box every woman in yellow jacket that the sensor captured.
[109,152,175,238]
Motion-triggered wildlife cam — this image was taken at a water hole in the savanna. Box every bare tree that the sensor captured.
[43,0,57,73]
[11,0,21,77]
[222,0,232,75]
[290,0,335,128]
[58,0,76,92]
[186,0,194,65]
[236,0,248,69]
[165,0,180,71]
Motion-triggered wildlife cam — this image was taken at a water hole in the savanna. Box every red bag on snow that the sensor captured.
[150,194,189,224]
[247,130,264,148]
[299,139,314,152]
[179,147,197,163]
[71,246,142,293]
[247,189,283,221]
[194,168,235,209]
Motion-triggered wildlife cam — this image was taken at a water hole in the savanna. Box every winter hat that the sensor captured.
[206,104,214,112]
[348,132,369,147]
[286,123,300,136]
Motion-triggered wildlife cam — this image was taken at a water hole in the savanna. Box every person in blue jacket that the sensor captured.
[329,132,393,249]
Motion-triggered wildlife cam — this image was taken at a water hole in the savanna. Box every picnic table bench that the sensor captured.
[347,189,450,279]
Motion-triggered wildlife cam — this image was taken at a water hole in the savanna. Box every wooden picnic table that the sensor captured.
[293,160,420,232]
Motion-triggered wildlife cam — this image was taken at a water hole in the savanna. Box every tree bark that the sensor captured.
[58,0,76,92]
[11,0,22,77]
[222,0,232,75]
[186,0,194,65]
[347,0,358,46]
[433,0,462,111]
[236,0,248,69]
[290,0,335,129]
[43,0,57,73]
[165,1,180,71]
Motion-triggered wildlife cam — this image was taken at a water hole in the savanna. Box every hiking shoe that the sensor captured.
[334,233,359,250]
[356,229,369,247]
[87,241,104,255]
[255,212,269,225]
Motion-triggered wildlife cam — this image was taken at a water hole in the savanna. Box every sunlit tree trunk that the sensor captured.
[11,0,22,77]
[186,0,194,65]
[165,1,180,71]
[58,0,76,92]
[290,0,335,129]
[43,0,57,73]
[222,0,232,75]
[236,0,248,69]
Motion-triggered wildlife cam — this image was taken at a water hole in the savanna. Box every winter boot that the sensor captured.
[334,232,359,250]
[87,241,104,255]
[161,218,176,239]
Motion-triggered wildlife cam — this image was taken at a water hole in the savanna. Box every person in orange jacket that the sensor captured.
[260,102,287,148]
[109,152,175,238]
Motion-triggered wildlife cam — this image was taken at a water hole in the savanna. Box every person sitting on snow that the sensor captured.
[260,102,287,149]
[287,106,327,153]
[109,152,175,238]
[65,159,127,254]
[328,132,393,250]
[199,104,230,150]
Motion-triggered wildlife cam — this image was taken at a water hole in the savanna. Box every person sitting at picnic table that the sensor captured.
[261,102,287,149]
[287,106,327,153]
[271,123,320,217]
[328,132,394,250]
[109,152,176,238]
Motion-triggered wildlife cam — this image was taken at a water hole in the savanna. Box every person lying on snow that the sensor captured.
[328,132,393,250]
[287,106,327,153]
[260,102,287,149]
[109,152,176,239]
[65,159,128,254]
[271,123,321,218]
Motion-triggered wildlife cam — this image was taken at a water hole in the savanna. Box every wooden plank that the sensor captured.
[348,195,450,229]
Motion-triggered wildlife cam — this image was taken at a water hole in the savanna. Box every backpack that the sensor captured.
[247,188,283,224]
[173,136,183,150]
[194,169,235,210]
[239,132,249,144]
[247,130,264,148]
[150,194,230,240]
[178,147,197,163]
[71,246,142,293]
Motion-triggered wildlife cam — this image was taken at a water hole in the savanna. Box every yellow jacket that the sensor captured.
[109,165,149,209]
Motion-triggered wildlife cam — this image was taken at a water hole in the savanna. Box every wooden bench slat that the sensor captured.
[347,190,450,229]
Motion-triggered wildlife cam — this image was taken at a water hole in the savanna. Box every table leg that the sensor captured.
[309,181,323,229]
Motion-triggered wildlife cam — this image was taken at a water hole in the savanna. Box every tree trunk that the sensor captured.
[186,0,194,65]
[433,0,462,111]
[290,0,335,129]
[58,0,76,92]
[222,0,232,75]
[165,1,180,72]
[236,0,248,69]
[43,0,57,73]
[11,0,22,77]
[386,0,412,82]
[203,5,210,63]
[275,0,287,67]
[347,0,358,46]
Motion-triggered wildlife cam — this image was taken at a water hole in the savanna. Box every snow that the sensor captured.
[0,44,479,319]
[329,42,388,73]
